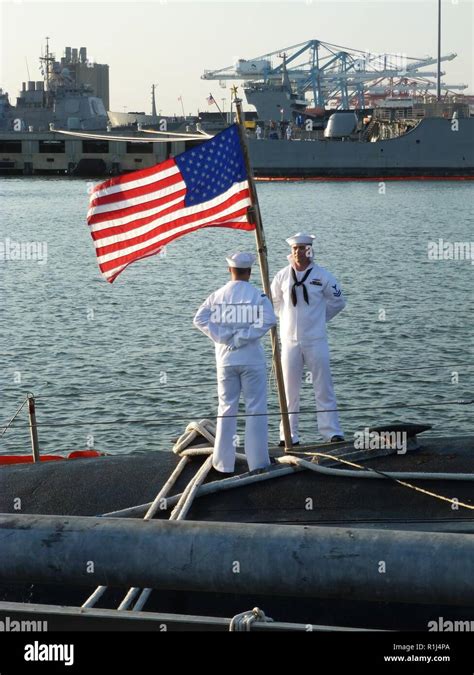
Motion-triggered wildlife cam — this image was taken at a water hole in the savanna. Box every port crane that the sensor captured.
[202,39,468,109]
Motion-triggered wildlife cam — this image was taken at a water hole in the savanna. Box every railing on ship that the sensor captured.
[251,124,326,142]
[373,102,470,123]
[247,102,470,141]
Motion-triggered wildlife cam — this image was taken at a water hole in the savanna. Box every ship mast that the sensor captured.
[45,37,50,90]
[39,37,54,93]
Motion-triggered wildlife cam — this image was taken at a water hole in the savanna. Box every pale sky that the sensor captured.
[1,0,472,115]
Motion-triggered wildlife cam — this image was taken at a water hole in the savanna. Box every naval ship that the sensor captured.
[246,101,473,179]
[203,40,474,179]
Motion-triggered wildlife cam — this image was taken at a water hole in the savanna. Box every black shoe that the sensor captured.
[247,467,267,476]
[278,440,300,447]
[209,467,234,477]
[330,435,345,443]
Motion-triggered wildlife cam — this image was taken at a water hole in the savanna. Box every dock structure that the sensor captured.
[0,131,188,176]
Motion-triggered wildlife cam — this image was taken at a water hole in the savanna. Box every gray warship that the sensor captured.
[203,40,474,178]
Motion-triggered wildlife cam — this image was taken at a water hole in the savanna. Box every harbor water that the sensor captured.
[1,177,473,455]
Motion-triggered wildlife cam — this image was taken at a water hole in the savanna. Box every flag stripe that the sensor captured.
[101,215,252,282]
[91,195,186,244]
[89,180,186,232]
[92,180,249,245]
[88,169,183,215]
[94,197,187,253]
[90,159,177,198]
[89,186,186,231]
[96,194,250,262]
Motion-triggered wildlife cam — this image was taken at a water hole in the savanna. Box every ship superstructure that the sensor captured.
[0,39,108,133]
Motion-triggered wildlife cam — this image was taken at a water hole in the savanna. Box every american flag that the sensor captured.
[87,125,254,283]
[207,94,215,106]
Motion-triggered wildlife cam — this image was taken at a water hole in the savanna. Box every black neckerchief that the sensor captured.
[291,266,312,306]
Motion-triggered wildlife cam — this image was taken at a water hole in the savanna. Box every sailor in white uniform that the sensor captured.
[271,233,346,445]
[193,252,277,473]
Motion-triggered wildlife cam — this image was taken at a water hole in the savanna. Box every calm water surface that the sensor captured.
[1,177,473,455]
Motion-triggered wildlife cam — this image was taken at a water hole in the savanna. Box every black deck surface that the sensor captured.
[1,436,473,529]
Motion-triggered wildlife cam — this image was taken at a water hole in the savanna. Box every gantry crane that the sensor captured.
[202,39,467,109]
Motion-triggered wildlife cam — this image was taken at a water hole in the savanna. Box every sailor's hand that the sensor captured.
[225,334,241,351]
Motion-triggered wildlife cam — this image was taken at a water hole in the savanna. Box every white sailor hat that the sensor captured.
[225,251,256,268]
[285,232,315,246]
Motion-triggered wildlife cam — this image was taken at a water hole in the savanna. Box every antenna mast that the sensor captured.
[39,37,54,91]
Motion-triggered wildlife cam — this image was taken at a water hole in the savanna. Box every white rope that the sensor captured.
[173,419,217,454]
[53,129,206,143]
[278,454,474,482]
[141,128,213,139]
[229,607,274,631]
[178,447,214,456]
[169,455,213,521]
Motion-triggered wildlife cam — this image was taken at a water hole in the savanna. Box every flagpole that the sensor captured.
[232,90,293,451]
[209,93,227,124]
